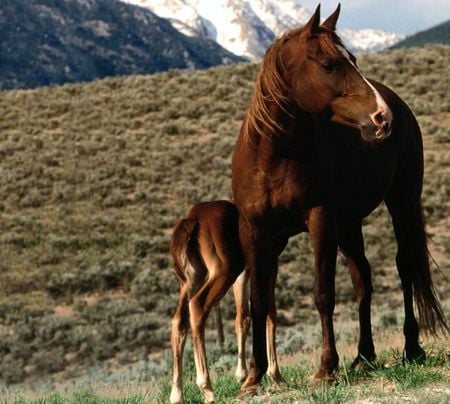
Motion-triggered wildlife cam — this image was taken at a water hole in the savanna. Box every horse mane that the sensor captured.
[242,26,346,142]
[242,30,299,142]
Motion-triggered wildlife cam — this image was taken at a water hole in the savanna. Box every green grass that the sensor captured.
[2,343,448,402]
[149,346,449,403]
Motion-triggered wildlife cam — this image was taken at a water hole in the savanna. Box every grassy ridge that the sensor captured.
[0,45,448,386]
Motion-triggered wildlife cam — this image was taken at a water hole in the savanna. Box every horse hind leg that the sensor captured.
[170,284,190,404]
[232,270,251,382]
[189,260,236,403]
[386,195,447,361]
[339,222,376,368]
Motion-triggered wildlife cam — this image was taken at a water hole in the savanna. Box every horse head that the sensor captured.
[276,4,392,142]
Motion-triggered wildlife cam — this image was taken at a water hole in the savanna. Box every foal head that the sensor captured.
[275,4,392,142]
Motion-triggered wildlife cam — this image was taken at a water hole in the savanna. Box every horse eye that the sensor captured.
[322,61,337,73]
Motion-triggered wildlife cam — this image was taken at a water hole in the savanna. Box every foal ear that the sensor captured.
[322,3,341,31]
[304,4,321,34]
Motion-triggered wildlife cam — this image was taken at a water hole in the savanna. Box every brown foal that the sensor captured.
[169,200,282,404]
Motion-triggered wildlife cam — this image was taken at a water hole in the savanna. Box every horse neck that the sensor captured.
[240,99,315,154]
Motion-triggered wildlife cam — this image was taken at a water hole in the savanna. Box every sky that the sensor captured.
[300,0,450,34]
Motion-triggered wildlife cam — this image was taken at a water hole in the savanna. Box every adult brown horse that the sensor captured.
[231,4,447,393]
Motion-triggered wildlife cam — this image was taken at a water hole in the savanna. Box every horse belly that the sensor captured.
[334,148,396,219]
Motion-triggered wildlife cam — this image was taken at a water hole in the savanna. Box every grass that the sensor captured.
[149,343,449,403]
[1,334,448,402]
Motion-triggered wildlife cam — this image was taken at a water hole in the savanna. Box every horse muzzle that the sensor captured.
[361,122,391,143]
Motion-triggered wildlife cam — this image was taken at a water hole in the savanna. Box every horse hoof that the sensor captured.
[169,387,184,404]
[268,370,286,385]
[309,372,338,388]
[351,354,377,371]
[403,346,426,363]
[235,369,248,383]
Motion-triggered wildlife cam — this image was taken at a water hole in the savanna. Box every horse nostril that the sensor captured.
[372,111,385,126]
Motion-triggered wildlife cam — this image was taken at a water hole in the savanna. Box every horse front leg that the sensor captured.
[307,207,339,381]
[266,236,288,384]
[232,270,251,382]
[239,220,278,393]
[266,270,283,384]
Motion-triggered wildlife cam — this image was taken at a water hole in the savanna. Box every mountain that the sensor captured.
[0,0,242,90]
[391,19,450,49]
[122,0,405,59]
[339,29,405,53]
[122,0,311,59]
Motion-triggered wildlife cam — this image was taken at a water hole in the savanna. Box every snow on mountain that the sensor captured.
[122,0,405,59]
[340,29,406,53]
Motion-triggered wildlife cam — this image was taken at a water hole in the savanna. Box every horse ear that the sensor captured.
[322,3,341,31]
[304,4,321,34]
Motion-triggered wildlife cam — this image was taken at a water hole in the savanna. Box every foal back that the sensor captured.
[171,200,245,288]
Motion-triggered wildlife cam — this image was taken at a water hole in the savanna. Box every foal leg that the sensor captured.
[232,270,251,382]
[189,270,236,403]
[308,207,339,381]
[214,305,225,352]
[339,223,376,367]
[170,285,190,404]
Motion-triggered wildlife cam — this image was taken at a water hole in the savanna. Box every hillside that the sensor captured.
[392,19,450,49]
[0,46,448,390]
[0,0,242,90]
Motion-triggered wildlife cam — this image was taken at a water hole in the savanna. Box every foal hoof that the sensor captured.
[403,346,426,364]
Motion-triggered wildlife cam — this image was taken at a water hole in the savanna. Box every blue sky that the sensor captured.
[300,0,450,34]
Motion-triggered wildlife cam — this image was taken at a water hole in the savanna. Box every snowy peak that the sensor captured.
[122,0,311,59]
[122,0,405,59]
[340,29,406,53]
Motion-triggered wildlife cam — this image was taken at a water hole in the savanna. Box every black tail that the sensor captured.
[412,205,448,334]
[170,218,198,284]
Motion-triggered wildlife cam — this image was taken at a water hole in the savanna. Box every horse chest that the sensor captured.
[236,160,317,235]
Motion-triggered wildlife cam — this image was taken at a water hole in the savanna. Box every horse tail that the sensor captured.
[412,204,448,335]
[170,218,198,284]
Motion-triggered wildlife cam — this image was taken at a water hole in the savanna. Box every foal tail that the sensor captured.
[412,205,448,335]
[170,218,198,284]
